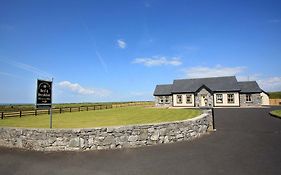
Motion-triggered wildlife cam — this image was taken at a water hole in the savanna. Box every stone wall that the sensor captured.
[155,96,172,107]
[0,111,213,151]
[195,88,213,107]
[240,93,261,107]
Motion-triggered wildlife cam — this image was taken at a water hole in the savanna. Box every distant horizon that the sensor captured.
[1,0,280,103]
[0,100,154,106]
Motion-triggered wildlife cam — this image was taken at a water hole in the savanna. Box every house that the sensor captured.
[153,76,269,107]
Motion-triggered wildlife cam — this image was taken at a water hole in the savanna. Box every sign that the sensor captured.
[36,79,52,108]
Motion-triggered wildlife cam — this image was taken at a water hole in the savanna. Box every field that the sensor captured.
[0,101,153,112]
[269,92,281,99]
[0,106,201,128]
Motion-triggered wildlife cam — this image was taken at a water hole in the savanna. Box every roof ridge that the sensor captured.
[238,81,257,83]
[156,84,173,86]
[174,75,236,81]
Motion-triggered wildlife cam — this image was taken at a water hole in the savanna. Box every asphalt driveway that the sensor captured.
[1,107,281,175]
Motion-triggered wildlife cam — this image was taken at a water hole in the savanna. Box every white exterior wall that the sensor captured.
[214,92,240,107]
[173,93,195,107]
[260,92,270,105]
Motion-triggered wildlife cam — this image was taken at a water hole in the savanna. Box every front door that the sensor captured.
[201,95,208,106]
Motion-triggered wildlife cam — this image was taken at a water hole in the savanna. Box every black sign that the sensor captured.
[36,79,52,108]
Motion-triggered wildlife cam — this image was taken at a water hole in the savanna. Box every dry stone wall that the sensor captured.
[0,111,213,151]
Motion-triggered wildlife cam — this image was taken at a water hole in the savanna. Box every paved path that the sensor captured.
[1,107,281,175]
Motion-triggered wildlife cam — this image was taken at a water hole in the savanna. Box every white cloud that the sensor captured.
[130,91,151,97]
[236,74,261,82]
[0,58,52,78]
[0,71,18,78]
[183,65,246,78]
[144,2,151,8]
[257,77,281,92]
[133,56,182,67]
[182,65,281,92]
[58,81,111,97]
[117,39,126,49]
[95,50,108,73]
[268,19,281,23]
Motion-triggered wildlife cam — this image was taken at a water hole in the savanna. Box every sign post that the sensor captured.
[36,79,53,128]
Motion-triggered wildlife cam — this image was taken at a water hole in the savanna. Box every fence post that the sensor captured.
[212,108,216,130]
[35,109,37,116]
[48,109,50,115]
[20,110,22,118]
[1,112,3,119]
[87,106,88,111]
[60,108,62,113]
[70,107,72,112]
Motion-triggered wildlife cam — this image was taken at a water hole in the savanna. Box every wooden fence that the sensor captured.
[0,102,153,119]
[269,99,281,106]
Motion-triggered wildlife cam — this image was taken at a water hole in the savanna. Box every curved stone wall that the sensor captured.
[0,111,213,151]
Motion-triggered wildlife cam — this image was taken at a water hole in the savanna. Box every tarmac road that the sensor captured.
[1,106,281,175]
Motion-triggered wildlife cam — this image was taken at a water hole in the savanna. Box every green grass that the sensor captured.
[0,107,201,128]
[270,110,281,118]
[0,101,153,112]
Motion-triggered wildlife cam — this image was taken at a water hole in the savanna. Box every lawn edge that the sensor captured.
[0,112,206,130]
[269,110,281,119]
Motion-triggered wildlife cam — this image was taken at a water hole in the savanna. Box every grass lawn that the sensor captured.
[270,110,281,118]
[0,107,201,128]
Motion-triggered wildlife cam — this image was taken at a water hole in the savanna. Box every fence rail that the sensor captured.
[269,99,281,106]
[0,102,153,119]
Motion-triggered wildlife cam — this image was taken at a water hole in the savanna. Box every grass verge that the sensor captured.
[270,110,281,119]
[0,106,201,128]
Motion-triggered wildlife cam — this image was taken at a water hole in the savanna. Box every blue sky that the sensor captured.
[0,0,281,103]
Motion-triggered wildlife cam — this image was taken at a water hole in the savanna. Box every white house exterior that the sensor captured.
[154,76,269,108]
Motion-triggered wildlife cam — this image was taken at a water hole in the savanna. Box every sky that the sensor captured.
[0,0,281,104]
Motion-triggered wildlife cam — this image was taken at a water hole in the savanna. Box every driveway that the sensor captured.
[1,107,281,175]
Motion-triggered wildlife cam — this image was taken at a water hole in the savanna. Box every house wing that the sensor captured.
[237,81,262,93]
[172,76,240,93]
[153,84,172,96]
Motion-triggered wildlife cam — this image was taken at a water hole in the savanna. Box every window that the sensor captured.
[177,95,182,104]
[165,96,170,104]
[186,94,192,103]
[159,96,164,104]
[216,94,223,103]
[227,94,234,103]
[246,94,252,102]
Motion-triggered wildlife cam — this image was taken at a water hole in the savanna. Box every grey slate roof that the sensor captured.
[153,84,172,96]
[153,76,264,96]
[237,81,262,93]
[171,76,240,93]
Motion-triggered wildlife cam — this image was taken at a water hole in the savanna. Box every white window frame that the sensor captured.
[159,96,164,104]
[165,96,170,104]
[177,95,182,104]
[216,94,223,103]
[186,94,192,104]
[227,94,234,104]
[246,94,252,102]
